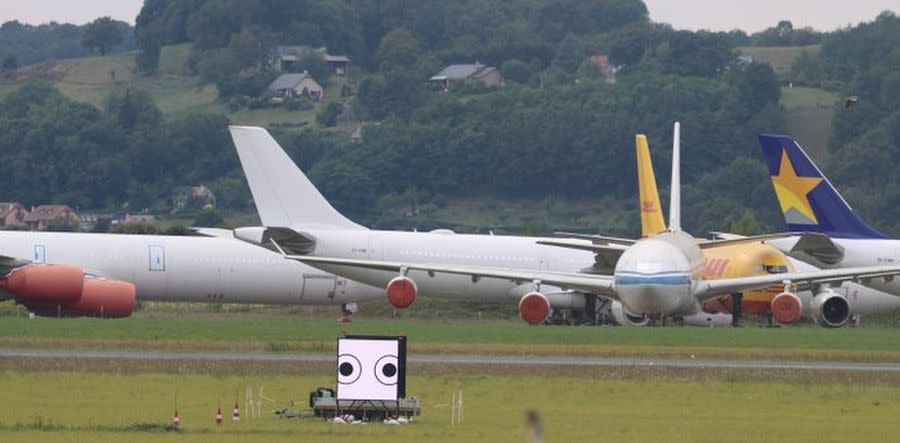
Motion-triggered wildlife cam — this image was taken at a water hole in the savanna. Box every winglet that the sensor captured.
[758,134,886,239]
[229,126,366,231]
[635,134,667,237]
[668,122,681,232]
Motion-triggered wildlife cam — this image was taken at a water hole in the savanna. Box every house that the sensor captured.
[430,63,502,90]
[590,55,620,83]
[273,45,351,75]
[173,185,217,212]
[267,72,324,100]
[24,205,80,231]
[0,202,26,228]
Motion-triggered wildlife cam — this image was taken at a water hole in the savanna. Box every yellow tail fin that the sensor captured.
[636,134,667,237]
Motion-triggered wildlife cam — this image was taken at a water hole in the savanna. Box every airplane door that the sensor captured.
[149,245,166,271]
[301,274,336,301]
[33,245,46,264]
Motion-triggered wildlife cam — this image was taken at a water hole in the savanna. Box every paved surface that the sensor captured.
[2,348,899,372]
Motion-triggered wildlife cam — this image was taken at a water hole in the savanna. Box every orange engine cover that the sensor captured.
[770,292,802,324]
[68,279,137,318]
[386,276,417,309]
[3,265,84,303]
[518,292,551,325]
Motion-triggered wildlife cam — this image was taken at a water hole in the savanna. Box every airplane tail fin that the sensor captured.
[758,134,885,239]
[229,126,365,231]
[635,134,667,237]
[668,122,682,232]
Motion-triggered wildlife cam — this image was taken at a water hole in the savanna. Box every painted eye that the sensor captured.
[374,355,399,385]
[337,354,361,385]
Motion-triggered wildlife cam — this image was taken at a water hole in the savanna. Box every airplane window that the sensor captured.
[764,265,789,274]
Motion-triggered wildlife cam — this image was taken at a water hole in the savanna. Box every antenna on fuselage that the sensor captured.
[668,122,681,232]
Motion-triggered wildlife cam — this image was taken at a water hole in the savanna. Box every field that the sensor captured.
[0,44,331,127]
[1,369,899,443]
[2,314,900,362]
[781,86,839,161]
[737,45,821,75]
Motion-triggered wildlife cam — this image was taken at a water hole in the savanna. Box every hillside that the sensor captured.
[0,44,337,127]
[737,44,821,75]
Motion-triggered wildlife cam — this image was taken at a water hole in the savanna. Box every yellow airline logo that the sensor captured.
[771,149,823,224]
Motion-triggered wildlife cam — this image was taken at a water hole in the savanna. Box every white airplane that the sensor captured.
[0,230,382,318]
[230,124,900,324]
[753,134,900,325]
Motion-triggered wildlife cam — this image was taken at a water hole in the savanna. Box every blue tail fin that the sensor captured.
[758,134,886,239]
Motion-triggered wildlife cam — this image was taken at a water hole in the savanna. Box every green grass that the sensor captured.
[3,45,319,127]
[0,370,898,442]
[3,315,900,361]
[737,45,822,75]
[780,86,838,161]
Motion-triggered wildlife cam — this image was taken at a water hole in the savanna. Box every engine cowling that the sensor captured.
[386,276,417,309]
[24,279,136,318]
[811,289,851,328]
[2,265,84,303]
[770,292,803,324]
[610,300,650,326]
[518,292,551,325]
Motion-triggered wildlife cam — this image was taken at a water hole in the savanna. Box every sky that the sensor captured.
[0,0,897,32]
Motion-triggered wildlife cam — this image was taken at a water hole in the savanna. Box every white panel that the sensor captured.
[33,245,45,264]
[336,338,400,401]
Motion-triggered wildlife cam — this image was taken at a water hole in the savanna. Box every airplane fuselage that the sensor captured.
[0,231,382,305]
[614,231,705,316]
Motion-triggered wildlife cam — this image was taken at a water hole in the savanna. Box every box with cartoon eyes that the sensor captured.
[336,335,407,401]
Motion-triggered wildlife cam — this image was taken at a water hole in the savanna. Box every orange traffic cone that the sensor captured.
[172,410,180,429]
[215,405,223,426]
[232,402,241,422]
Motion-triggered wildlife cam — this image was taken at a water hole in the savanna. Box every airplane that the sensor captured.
[636,134,900,327]
[752,134,900,325]
[0,229,383,318]
[229,124,900,325]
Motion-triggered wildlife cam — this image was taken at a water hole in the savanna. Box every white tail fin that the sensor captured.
[668,122,681,232]
[229,126,365,230]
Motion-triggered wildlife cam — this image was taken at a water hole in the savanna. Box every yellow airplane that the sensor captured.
[635,134,799,325]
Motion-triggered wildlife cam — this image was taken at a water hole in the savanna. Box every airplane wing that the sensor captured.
[535,239,629,254]
[552,232,636,246]
[693,265,900,302]
[272,244,617,298]
[695,233,795,249]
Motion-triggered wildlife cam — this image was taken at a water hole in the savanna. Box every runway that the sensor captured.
[2,348,899,372]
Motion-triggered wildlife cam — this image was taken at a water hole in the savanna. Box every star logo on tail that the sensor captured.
[771,148,823,225]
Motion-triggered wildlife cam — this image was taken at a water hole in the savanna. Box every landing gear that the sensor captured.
[730,293,743,327]
[338,303,358,323]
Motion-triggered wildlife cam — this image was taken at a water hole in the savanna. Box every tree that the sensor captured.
[193,208,226,227]
[317,101,343,127]
[291,51,332,84]
[2,54,17,70]
[501,59,531,84]
[376,28,420,69]
[553,33,585,73]
[82,17,123,55]
[737,63,780,115]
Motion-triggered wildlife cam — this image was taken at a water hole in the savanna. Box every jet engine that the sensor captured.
[811,289,851,328]
[2,265,84,303]
[518,292,551,325]
[386,276,417,309]
[610,300,650,326]
[1,265,136,318]
[770,291,802,325]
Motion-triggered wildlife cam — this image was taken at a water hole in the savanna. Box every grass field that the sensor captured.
[737,45,822,75]
[2,314,900,362]
[0,44,323,127]
[781,86,839,161]
[0,370,898,442]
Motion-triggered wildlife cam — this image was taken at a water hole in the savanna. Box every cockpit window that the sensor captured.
[764,265,788,274]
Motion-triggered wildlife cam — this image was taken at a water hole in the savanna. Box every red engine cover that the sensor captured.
[3,265,84,303]
[386,276,417,309]
[770,292,802,324]
[26,279,136,318]
[518,292,550,325]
